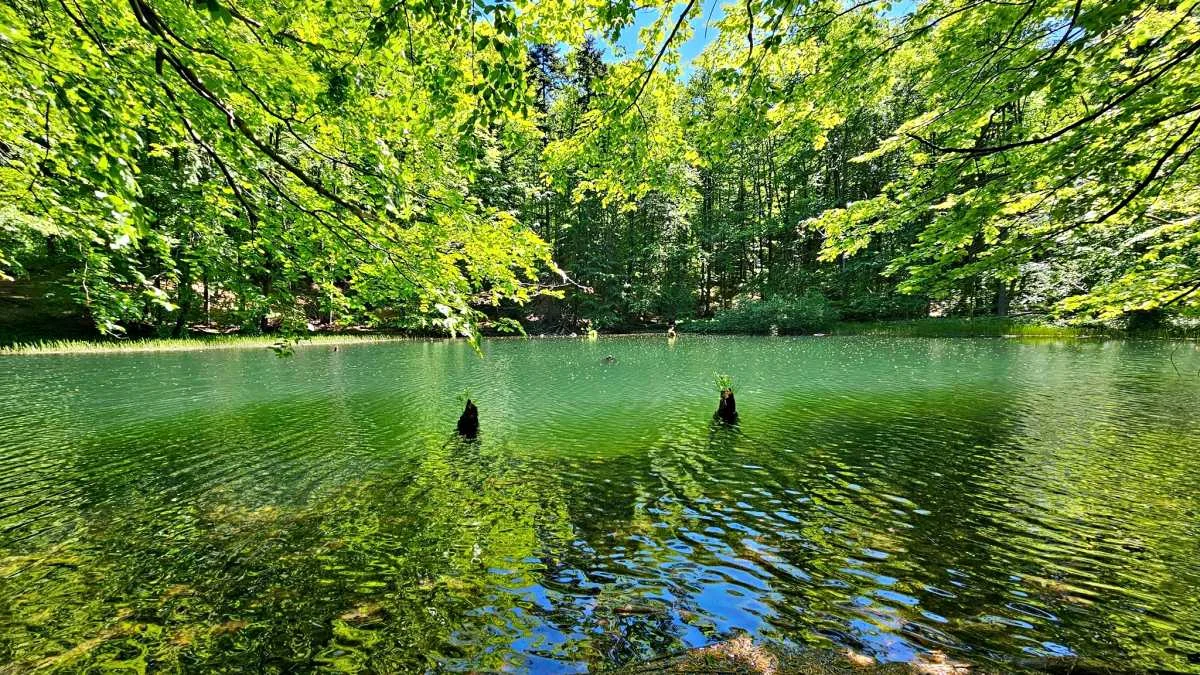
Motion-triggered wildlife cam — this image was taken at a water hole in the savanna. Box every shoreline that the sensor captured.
[3,319,1198,356]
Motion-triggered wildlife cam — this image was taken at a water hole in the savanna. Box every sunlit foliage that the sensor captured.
[2,0,1198,338]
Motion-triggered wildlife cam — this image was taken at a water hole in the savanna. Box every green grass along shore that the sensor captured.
[3,317,1197,355]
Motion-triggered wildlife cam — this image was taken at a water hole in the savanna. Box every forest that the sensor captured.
[1,0,1198,342]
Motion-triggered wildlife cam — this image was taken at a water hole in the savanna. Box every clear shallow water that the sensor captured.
[1,336,1199,672]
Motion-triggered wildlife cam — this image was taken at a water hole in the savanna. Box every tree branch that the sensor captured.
[1085,112,1200,227]
[909,38,1200,156]
[158,69,258,228]
[618,0,698,117]
[1164,279,1200,307]
[130,0,377,225]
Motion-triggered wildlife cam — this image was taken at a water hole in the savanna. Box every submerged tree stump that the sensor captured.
[715,388,738,424]
[457,399,479,439]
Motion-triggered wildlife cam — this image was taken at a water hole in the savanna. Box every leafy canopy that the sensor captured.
[0,0,671,338]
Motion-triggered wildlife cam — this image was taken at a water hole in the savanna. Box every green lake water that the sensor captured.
[1,336,1199,672]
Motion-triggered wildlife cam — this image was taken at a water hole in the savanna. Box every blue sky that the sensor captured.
[600,0,918,74]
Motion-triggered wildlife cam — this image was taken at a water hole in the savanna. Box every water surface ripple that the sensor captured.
[1,336,1199,672]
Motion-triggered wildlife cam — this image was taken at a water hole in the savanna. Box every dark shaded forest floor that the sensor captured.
[0,276,97,345]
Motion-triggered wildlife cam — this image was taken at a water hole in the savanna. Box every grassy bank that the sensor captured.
[833,317,1092,338]
[0,333,412,356]
[685,314,1200,339]
[677,299,1200,340]
[832,316,1200,339]
[5,317,1199,355]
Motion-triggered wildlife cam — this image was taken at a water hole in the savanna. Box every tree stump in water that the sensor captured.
[457,400,479,439]
[715,388,738,424]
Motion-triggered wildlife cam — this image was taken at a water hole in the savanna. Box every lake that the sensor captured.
[1,336,1199,672]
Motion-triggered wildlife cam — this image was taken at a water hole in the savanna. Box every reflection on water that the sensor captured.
[1,336,1199,672]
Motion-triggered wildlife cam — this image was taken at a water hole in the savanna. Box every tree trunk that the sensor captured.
[172,247,192,338]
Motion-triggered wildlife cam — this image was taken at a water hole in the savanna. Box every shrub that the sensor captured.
[683,292,838,335]
[835,293,930,321]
